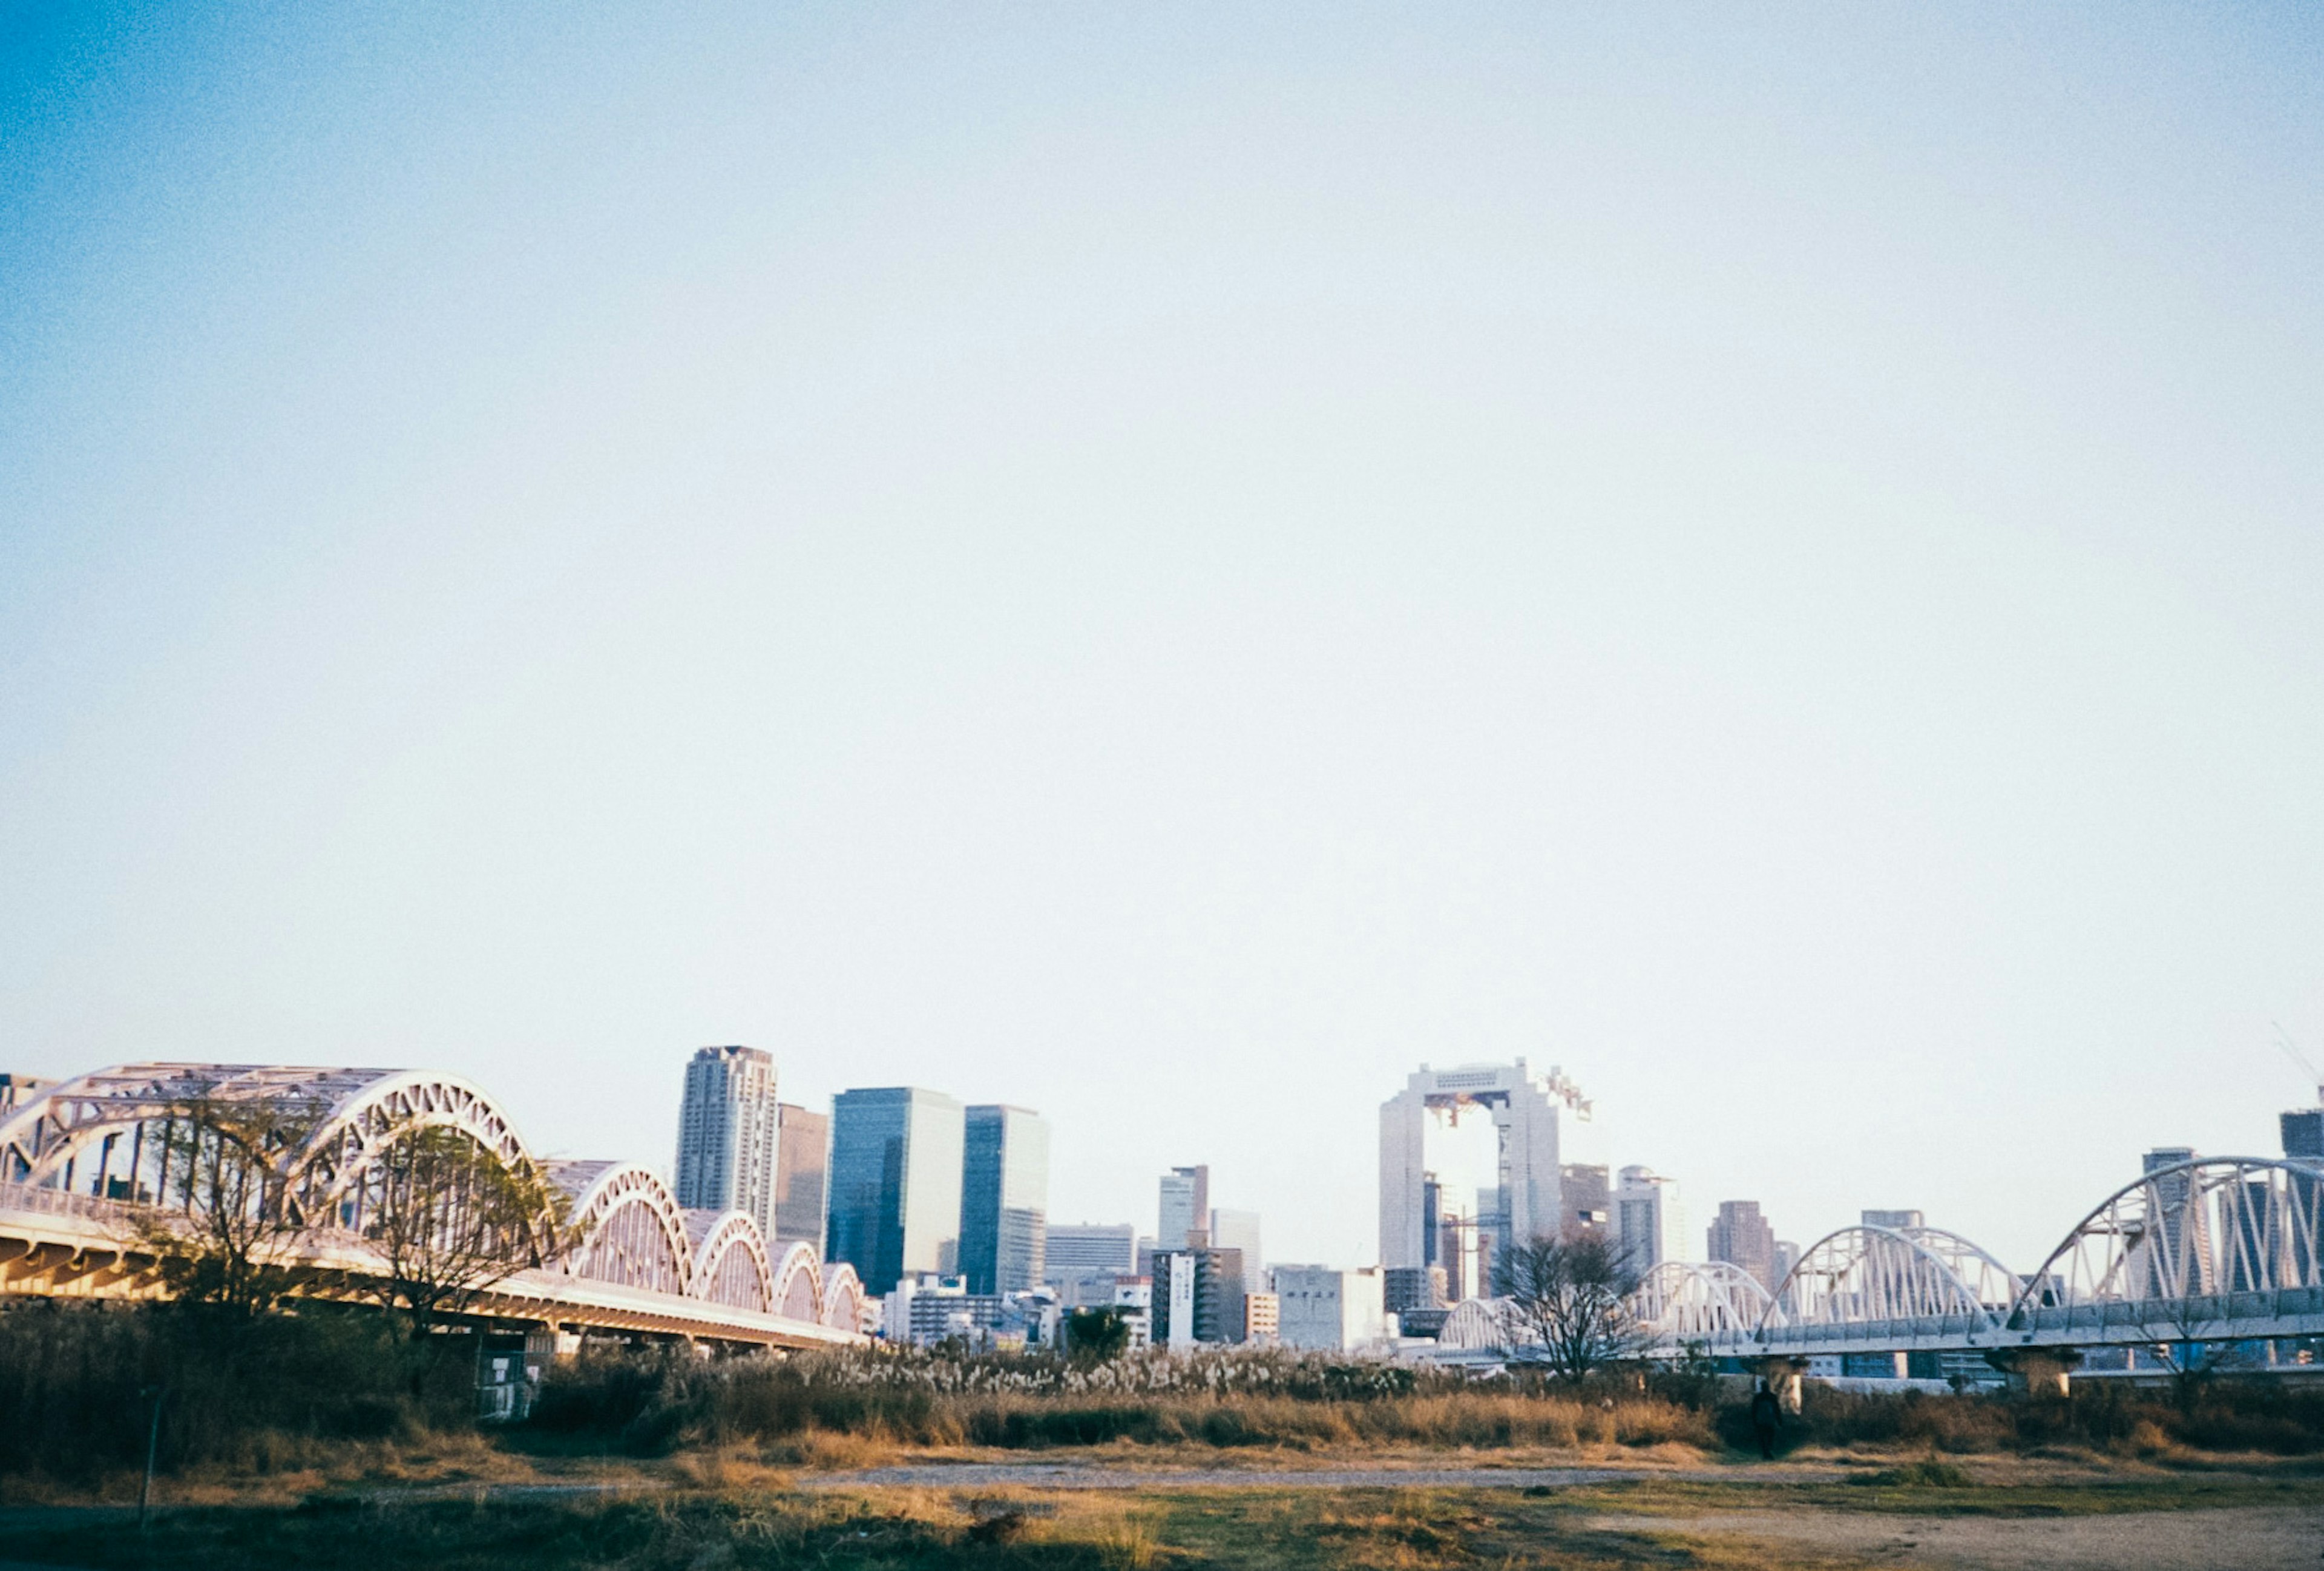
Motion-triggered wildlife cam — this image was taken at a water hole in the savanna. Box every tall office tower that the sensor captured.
[2141,1146,2209,1296]
[1158,1165,1209,1249]
[1860,1209,1923,1231]
[1382,1265,1448,1316]
[673,1046,781,1236]
[1560,1164,1610,1234]
[826,1087,966,1296]
[772,1103,830,1247]
[1610,1165,1683,1272]
[1707,1200,1779,1293]
[2285,1108,2324,1163]
[1379,1060,1589,1273]
[1209,1207,1262,1278]
[959,1104,1050,1295]
[1773,1239,1800,1289]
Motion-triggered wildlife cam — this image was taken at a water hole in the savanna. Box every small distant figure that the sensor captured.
[1749,1378,1782,1460]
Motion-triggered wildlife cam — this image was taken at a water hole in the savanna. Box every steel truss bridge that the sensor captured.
[1437,1158,2324,1369]
[0,1064,867,1350]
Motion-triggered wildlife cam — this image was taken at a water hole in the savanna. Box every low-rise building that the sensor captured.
[1242,1291,1279,1344]
[1273,1265,1387,1352]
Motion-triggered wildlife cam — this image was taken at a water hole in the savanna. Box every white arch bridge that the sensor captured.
[0,1063,867,1350]
[1624,1159,2324,1363]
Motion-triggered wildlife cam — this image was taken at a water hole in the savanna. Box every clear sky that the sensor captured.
[4,3,2322,1273]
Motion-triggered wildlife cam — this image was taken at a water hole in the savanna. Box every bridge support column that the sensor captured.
[1986,1346,2081,1398]
[1752,1357,1810,1415]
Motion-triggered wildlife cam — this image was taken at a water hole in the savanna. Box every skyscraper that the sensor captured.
[1707,1199,1779,1294]
[826,1087,965,1296]
[1158,1165,1209,1249]
[959,1104,1049,1295]
[1379,1060,1588,1273]
[673,1046,781,1236]
[1611,1165,1682,1272]
[772,1102,829,1247]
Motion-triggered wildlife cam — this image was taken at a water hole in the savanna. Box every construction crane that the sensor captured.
[2273,1021,2323,1107]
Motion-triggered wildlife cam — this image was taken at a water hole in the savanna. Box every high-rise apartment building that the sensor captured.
[959,1104,1049,1295]
[1158,1165,1209,1249]
[1707,1199,1779,1294]
[826,1087,965,1296]
[1380,1061,1588,1276]
[673,1046,781,1236]
[772,1103,830,1247]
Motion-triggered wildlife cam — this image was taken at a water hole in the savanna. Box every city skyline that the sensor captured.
[5,5,2323,1273]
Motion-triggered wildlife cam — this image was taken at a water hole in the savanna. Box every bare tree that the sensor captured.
[1492,1231,1650,1380]
[361,1123,571,1340]
[138,1090,324,1315]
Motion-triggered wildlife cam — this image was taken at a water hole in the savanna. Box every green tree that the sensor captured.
[1066,1306,1133,1362]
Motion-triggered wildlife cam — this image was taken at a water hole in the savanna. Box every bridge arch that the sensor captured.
[553,1161,692,1297]
[0,1064,535,1230]
[2008,1156,2324,1326]
[770,1240,824,1323]
[1762,1225,2013,1342]
[819,1261,867,1332]
[684,1210,775,1314]
[1435,1297,1507,1351]
[1633,1260,1773,1340]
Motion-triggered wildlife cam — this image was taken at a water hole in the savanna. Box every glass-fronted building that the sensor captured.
[959,1103,1049,1295]
[827,1087,965,1296]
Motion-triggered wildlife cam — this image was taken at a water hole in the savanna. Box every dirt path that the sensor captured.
[1595,1506,2324,1570]
[804,1463,1629,1490]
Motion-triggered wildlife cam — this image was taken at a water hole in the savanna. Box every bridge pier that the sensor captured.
[1986,1346,2081,1398]
[1751,1356,1811,1415]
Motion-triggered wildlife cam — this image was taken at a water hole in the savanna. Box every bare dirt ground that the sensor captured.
[1598,1505,2324,1570]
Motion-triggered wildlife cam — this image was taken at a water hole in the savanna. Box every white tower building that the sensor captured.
[674,1045,781,1237]
[1379,1060,1589,1286]
[1612,1164,1684,1272]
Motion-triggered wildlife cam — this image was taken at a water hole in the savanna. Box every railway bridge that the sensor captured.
[0,1063,868,1352]
[1439,1158,2324,1387]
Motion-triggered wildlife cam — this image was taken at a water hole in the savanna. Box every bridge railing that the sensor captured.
[0,1179,142,1227]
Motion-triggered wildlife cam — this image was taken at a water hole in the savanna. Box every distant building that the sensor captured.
[1707,1200,1779,1294]
[960,1104,1049,1295]
[1151,1251,1198,1349]
[827,1087,966,1296]
[1209,1207,1262,1278]
[772,1103,829,1247]
[1860,1209,1923,1231]
[2142,1146,2207,1295]
[1382,1265,1448,1317]
[1560,1164,1610,1235]
[1611,1166,1683,1273]
[1158,1166,1209,1250]
[1274,1265,1387,1352]
[0,1073,51,1114]
[1380,1061,1587,1282]
[1773,1239,1800,1290]
[1046,1223,1138,1299]
[673,1046,781,1237]
[1243,1292,1279,1344]
[1195,1247,1248,1342]
[2282,1108,2324,1163]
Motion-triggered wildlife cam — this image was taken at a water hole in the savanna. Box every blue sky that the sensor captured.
[4,3,2322,1269]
